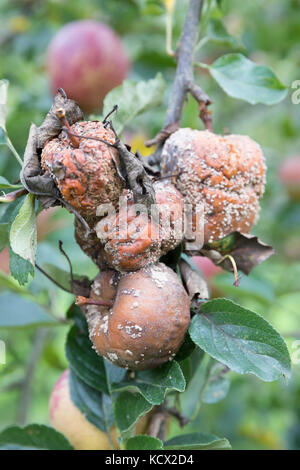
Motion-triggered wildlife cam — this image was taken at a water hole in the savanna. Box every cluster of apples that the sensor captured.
[43,21,266,372]
[41,121,266,372]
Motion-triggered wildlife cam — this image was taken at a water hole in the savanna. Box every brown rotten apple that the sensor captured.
[48,20,130,113]
[80,263,190,370]
[161,128,266,244]
[96,181,185,272]
[41,120,124,218]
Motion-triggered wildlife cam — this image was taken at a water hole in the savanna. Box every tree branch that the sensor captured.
[147,0,211,165]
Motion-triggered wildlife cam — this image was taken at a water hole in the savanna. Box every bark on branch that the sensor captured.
[147,0,211,165]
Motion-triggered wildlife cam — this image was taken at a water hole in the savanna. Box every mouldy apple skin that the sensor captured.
[97,182,185,272]
[83,263,190,370]
[161,128,266,244]
[48,20,130,113]
[41,120,124,218]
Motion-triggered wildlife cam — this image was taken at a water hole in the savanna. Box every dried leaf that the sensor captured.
[20,92,84,208]
[201,232,275,275]
[37,91,84,149]
[179,259,210,303]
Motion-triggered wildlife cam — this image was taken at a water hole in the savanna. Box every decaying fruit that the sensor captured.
[96,181,185,272]
[82,263,190,370]
[161,128,266,244]
[49,370,151,450]
[41,120,124,218]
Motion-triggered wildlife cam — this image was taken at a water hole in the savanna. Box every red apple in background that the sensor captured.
[192,256,222,279]
[47,20,130,113]
[278,156,300,201]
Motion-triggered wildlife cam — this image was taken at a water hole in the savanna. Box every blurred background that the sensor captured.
[0,0,300,450]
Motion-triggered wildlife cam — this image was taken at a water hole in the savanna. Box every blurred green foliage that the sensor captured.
[0,0,300,450]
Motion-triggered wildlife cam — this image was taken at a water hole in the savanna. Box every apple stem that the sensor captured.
[55,107,80,148]
[75,296,114,308]
[102,104,118,127]
[0,188,28,203]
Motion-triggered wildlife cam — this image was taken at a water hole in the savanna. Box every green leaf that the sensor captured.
[199,53,288,105]
[102,73,166,134]
[179,353,210,419]
[10,193,37,267]
[42,263,72,292]
[126,435,163,450]
[164,433,231,450]
[0,223,8,251]
[0,80,23,165]
[202,373,230,404]
[9,248,34,286]
[0,424,73,450]
[0,292,57,328]
[189,299,291,382]
[112,361,186,405]
[214,273,275,306]
[202,375,230,404]
[0,196,26,224]
[114,391,152,433]
[0,271,27,294]
[69,369,114,432]
[66,318,109,394]
[204,19,239,48]
[0,176,23,190]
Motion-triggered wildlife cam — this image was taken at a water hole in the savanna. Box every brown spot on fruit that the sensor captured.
[41,120,124,218]
[83,263,190,370]
[161,128,266,244]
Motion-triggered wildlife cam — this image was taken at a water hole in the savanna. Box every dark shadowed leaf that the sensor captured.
[9,193,37,267]
[126,435,163,450]
[189,299,291,382]
[114,391,152,433]
[174,332,196,362]
[112,361,186,405]
[164,433,231,450]
[0,223,8,251]
[0,424,73,450]
[66,318,109,394]
[9,248,34,286]
[69,369,114,432]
